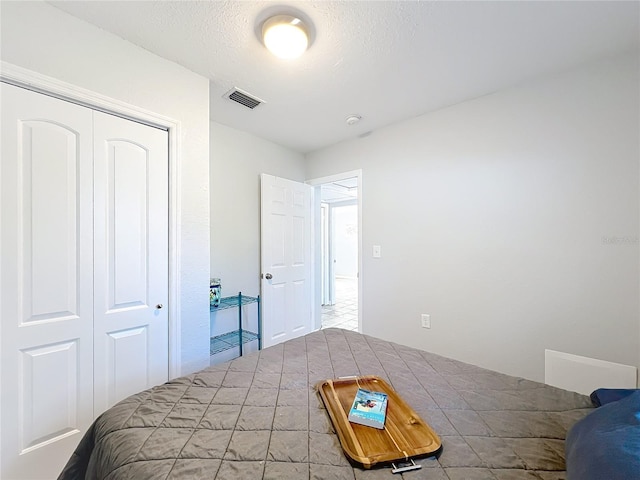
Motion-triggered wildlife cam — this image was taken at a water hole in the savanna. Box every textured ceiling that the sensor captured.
[50,1,639,153]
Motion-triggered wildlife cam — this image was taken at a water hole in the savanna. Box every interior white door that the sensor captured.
[93,111,169,414]
[260,174,313,348]
[1,83,95,479]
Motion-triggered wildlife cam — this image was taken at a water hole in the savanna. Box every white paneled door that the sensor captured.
[0,83,169,479]
[92,111,169,415]
[1,83,95,480]
[260,174,313,348]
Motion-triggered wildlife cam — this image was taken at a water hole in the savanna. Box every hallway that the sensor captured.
[321,277,358,331]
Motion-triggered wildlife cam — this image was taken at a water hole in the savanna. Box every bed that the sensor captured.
[58,328,593,479]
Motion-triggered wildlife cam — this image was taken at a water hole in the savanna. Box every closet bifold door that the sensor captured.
[92,111,169,416]
[0,83,95,479]
[1,83,170,479]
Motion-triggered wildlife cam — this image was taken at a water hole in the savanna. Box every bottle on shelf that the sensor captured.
[210,278,221,307]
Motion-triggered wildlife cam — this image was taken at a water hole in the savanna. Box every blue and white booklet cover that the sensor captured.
[348,388,388,429]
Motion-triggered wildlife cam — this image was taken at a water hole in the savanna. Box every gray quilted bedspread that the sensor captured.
[58,329,593,479]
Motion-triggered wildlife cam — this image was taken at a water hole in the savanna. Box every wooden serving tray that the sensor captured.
[316,375,441,469]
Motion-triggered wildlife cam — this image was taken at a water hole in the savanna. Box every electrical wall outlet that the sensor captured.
[421,314,431,329]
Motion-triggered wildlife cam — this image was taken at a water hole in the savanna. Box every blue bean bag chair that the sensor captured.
[590,388,638,407]
[565,389,640,479]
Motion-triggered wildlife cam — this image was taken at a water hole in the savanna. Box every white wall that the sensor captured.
[210,122,305,298]
[306,53,640,383]
[1,1,211,375]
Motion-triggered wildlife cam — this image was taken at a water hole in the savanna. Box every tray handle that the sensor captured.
[391,459,422,474]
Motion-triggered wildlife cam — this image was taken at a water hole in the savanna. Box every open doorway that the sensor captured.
[321,198,358,330]
[308,172,361,332]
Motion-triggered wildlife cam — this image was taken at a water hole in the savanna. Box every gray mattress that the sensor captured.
[58,328,593,479]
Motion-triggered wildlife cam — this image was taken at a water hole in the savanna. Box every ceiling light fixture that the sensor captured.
[262,15,309,60]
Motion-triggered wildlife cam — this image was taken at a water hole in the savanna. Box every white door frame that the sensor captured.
[0,62,182,380]
[320,203,331,305]
[306,170,362,332]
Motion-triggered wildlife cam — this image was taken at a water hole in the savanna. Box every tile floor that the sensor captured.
[321,277,358,331]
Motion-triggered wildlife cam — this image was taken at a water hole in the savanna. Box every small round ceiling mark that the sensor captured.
[346,114,362,125]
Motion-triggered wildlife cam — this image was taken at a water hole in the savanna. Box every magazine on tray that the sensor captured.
[348,387,388,429]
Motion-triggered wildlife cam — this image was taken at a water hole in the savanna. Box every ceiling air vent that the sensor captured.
[224,88,264,110]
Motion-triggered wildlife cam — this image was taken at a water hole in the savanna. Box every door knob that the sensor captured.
[156,304,163,309]
[264,273,273,280]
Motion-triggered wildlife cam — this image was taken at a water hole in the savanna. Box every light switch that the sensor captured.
[373,245,381,258]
